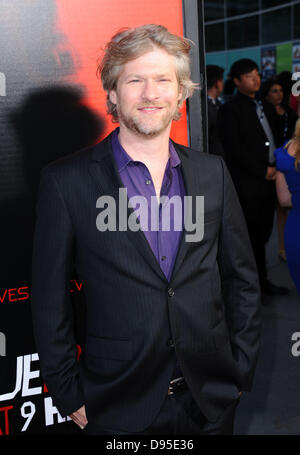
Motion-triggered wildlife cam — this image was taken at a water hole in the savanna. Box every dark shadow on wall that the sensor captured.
[0,0,77,201]
[0,86,104,287]
[14,86,104,196]
[0,0,106,287]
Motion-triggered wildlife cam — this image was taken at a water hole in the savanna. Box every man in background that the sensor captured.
[206,64,225,158]
[219,58,289,297]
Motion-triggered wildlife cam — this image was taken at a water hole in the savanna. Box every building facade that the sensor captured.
[204,0,300,79]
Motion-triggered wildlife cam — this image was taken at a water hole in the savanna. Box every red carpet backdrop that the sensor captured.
[0,0,188,435]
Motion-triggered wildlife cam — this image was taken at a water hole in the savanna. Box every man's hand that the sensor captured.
[265,166,276,181]
[70,405,88,430]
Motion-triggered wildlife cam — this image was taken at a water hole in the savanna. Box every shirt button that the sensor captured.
[168,288,175,297]
[167,339,175,348]
[161,256,167,261]
[145,179,152,185]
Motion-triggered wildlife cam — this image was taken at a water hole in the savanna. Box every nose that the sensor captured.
[141,80,159,101]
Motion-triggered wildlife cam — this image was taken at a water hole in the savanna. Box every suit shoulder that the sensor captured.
[175,142,224,165]
[219,96,241,114]
[41,145,92,175]
[40,134,111,179]
[175,143,226,179]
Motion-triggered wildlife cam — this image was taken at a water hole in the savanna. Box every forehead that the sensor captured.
[242,68,259,77]
[118,48,177,79]
[270,84,282,90]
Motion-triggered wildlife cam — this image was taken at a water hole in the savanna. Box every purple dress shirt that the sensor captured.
[111,128,186,282]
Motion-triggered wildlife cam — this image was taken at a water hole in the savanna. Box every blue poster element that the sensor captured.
[261,46,276,81]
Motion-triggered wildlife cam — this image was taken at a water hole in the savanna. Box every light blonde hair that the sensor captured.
[97,24,199,122]
[284,118,300,171]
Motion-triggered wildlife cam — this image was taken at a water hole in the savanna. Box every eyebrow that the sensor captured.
[125,73,173,80]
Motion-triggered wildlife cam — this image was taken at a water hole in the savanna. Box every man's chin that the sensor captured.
[134,128,164,139]
[124,119,170,138]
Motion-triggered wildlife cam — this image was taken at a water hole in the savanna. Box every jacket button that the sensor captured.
[167,339,175,348]
[168,288,175,297]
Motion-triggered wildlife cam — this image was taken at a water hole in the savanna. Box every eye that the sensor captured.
[129,79,141,83]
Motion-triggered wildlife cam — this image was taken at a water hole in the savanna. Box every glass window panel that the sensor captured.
[226,0,259,18]
[294,3,300,40]
[204,0,224,22]
[205,23,225,52]
[261,7,291,45]
[261,0,287,9]
[227,16,259,49]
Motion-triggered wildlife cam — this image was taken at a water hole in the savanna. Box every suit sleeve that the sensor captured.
[218,103,268,179]
[31,168,85,416]
[217,158,262,391]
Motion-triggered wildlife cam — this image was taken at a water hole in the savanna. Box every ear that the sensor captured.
[109,90,117,106]
[216,79,222,89]
[233,77,240,87]
[177,85,184,106]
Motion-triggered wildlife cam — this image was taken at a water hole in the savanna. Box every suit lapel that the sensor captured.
[88,133,168,282]
[169,142,200,281]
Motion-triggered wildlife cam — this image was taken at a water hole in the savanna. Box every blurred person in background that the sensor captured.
[277,71,294,110]
[219,58,289,298]
[262,77,298,262]
[261,78,298,148]
[223,74,236,103]
[275,118,300,294]
[206,64,225,158]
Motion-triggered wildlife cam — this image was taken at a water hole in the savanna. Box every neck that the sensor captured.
[275,104,285,115]
[207,88,218,99]
[238,89,256,99]
[118,125,171,167]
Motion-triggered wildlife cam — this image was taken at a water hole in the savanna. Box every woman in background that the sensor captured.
[262,78,298,146]
[262,78,298,262]
[275,118,300,294]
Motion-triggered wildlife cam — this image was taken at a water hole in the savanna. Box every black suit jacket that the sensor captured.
[31,131,261,432]
[218,91,278,202]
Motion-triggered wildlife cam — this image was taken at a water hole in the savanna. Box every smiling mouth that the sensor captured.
[138,107,163,112]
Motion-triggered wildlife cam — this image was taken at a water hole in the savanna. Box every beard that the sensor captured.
[117,103,178,138]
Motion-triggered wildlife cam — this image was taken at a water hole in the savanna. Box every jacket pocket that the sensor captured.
[86,335,133,361]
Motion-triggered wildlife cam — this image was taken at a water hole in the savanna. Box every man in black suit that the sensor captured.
[206,65,225,158]
[31,25,261,435]
[218,59,289,298]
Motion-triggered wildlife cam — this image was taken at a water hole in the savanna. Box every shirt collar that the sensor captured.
[111,127,181,172]
[237,91,259,104]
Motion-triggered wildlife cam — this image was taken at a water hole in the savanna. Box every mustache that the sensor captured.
[136,102,163,108]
